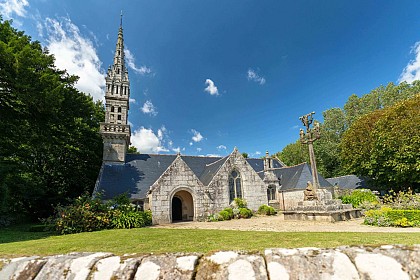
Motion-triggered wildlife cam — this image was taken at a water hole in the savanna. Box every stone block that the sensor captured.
[196,251,268,280]
[134,253,199,280]
[265,247,359,280]
[0,256,46,280]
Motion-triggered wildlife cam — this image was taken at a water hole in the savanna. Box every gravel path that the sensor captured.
[153,215,420,233]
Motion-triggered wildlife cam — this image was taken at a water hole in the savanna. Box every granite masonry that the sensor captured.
[1,245,419,279]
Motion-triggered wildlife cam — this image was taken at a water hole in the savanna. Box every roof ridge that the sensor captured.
[205,155,228,166]
[277,162,307,169]
[326,174,357,179]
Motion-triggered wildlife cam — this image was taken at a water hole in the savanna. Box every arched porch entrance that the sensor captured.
[171,190,194,222]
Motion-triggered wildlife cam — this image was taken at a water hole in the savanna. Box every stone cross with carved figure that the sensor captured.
[299,112,321,199]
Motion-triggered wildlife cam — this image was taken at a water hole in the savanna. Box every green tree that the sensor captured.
[127,146,140,154]
[341,95,420,191]
[0,18,104,220]
[241,152,249,158]
[275,140,308,166]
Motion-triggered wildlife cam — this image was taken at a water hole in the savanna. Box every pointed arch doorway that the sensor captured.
[171,190,194,222]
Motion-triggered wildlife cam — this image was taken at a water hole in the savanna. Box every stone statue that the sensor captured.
[304,181,317,201]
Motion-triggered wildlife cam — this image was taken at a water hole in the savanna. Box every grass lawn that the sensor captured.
[1,225,420,257]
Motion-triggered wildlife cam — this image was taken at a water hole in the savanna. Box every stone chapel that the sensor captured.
[94,21,333,224]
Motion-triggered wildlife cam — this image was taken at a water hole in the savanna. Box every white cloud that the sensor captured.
[206,154,220,157]
[124,48,152,75]
[204,79,219,95]
[191,129,203,142]
[131,126,169,153]
[399,42,420,83]
[129,98,136,104]
[247,68,266,85]
[217,145,227,150]
[0,0,29,19]
[141,100,158,116]
[189,142,193,146]
[197,148,202,152]
[43,17,105,101]
[172,147,181,153]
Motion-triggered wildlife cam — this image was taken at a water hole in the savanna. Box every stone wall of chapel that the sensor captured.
[208,151,267,213]
[150,157,210,224]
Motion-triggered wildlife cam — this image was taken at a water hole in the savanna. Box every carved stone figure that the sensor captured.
[304,181,317,201]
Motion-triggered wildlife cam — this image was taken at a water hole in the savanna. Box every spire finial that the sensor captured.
[120,10,123,27]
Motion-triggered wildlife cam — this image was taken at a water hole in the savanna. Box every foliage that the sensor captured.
[208,199,253,222]
[341,95,420,191]
[257,205,276,215]
[218,210,232,221]
[340,190,380,208]
[383,190,420,210]
[0,18,104,221]
[127,146,140,154]
[276,81,419,180]
[45,193,151,234]
[239,208,253,218]
[232,198,247,209]
[241,152,248,158]
[364,207,420,227]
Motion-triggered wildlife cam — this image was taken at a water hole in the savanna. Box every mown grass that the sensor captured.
[1,225,420,257]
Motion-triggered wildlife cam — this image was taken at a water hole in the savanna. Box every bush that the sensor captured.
[218,210,231,221]
[258,205,276,215]
[364,207,420,227]
[239,208,253,219]
[340,189,380,208]
[383,189,420,210]
[45,193,151,234]
[232,198,247,208]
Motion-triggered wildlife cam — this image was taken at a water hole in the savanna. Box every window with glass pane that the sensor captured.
[229,170,242,203]
[267,185,276,201]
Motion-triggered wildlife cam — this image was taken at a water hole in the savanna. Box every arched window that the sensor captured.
[118,107,122,113]
[267,185,276,201]
[229,170,242,203]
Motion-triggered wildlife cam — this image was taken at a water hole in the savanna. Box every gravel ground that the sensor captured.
[152,215,420,233]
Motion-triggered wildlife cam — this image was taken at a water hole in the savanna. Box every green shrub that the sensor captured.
[258,205,276,215]
[239,208,253,219]
[45,193,151,234]
[340,190,379,208]
[219,210,231,221]
[223,208,234,219]
[383,189,420,210]
[233,198,247,208]
[364,207,420,227]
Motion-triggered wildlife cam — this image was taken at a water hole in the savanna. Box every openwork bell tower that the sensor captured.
[100,14,131,163]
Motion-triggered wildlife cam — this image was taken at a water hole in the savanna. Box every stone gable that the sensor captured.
[207,149,267,212]
[149,155,209,224]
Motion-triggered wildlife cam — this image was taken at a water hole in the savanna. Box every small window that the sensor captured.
[118,107,122,113]
[117,115,122,120]
[229,170,242,203]
[111,106,114,112]
[117,68,120,74]
[267,185,276,201]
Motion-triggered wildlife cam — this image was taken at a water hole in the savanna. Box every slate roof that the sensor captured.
[326,175,368,189]
[272,163,333,191]
[95,153,286,200]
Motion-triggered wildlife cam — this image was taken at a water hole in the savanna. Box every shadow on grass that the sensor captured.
[0,224,57,244]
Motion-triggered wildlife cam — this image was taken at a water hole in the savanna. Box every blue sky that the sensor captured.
[2,0,420,157]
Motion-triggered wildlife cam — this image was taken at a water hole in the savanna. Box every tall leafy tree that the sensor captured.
[0,18,104,220]
[341,95,420,191]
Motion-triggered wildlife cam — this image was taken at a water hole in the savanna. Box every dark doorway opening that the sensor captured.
[172,196,182,221]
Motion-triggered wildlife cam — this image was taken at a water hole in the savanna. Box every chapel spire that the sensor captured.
[100,14,131,163]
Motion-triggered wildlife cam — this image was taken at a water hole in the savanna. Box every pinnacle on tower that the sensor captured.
[100,14,132,163]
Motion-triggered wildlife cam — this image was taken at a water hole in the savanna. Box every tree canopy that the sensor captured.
[341,95,420,191]
[277,81,420,186]
[0,18,104,221]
